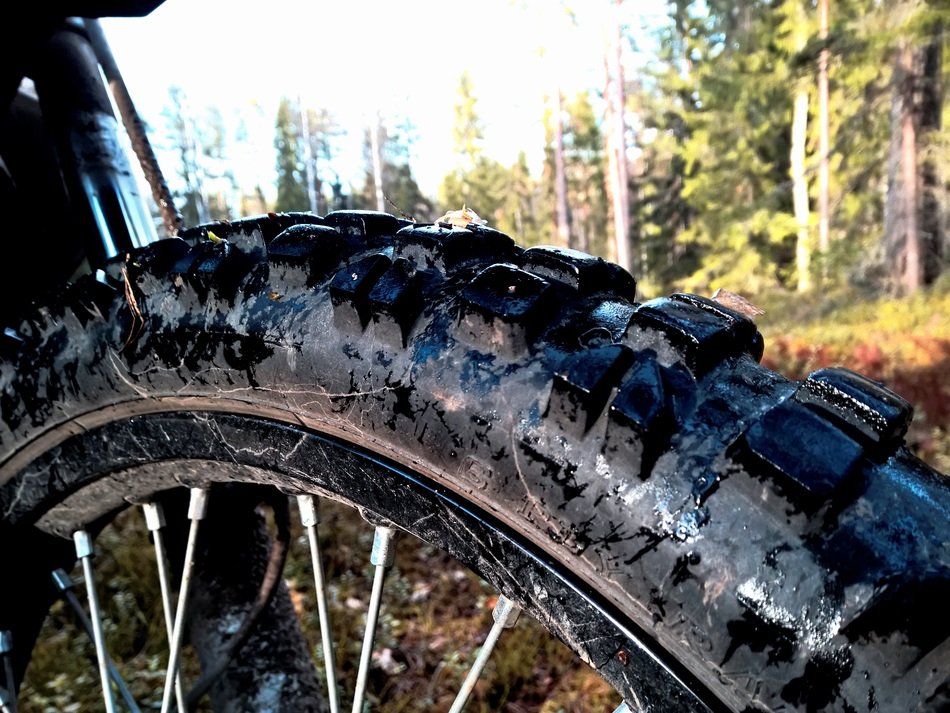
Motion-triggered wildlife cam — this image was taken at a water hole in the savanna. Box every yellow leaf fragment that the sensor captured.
[436,205,488,230]
[711,288,765,317]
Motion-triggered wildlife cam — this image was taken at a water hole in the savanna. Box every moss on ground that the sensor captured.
[21,500,617,712]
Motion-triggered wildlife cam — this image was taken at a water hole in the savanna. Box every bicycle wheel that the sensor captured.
[0,210,946,712]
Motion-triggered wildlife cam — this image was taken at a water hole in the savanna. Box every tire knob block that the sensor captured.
[522,245,637,299]
[329,253,392,331]
[366,259,425,346]
[169,240,252,297]
[794,367,913,449]
[547,344,635,435]
[459,263,554,355]
[736,398,864,504]
[268,224,353,290]
[395,224,515,271]
[325,210,404,240]
[628,294,763,373]
[604,353,675,479]
[329,254,423,343]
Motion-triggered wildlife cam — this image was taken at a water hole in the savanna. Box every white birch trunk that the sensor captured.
[792,89,811,292]
[369,117,385,213]
[554,90,570,248]
[817,0,830,256]
[605,0,631,272]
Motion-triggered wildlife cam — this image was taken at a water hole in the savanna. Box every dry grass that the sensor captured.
[20,499,618,712]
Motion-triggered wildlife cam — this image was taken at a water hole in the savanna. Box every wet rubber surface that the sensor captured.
[0,210,946,711]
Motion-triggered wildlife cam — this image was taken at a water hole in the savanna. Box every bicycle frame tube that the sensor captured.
[31,19,156,267]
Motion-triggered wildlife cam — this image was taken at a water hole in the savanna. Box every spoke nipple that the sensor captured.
[0,631,11,655]
[51,569,75,593]
[370,526,396,568]
[296,495,320,528]
[73,530,94,559]
[492,595,521,628]
[188,488,209,521]
[142,502,166,531]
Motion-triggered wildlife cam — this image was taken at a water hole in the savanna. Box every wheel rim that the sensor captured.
[4,409,721,712]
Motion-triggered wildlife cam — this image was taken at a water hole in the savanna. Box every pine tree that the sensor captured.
[783,0,814,292]
[201,106,237,221]
[564,92,610,259]
[604,0,631,271]
[498,152,545,247]
[274,97,308,212]
[439,74,508,223]
[355,118,433,221]
[626,19,695,293]
[673,0,798,294]
[883,1,946,292]
[618,0,946,295]
[452,71,484,175]
[162,86,210,226]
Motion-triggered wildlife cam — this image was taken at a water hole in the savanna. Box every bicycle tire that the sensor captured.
[0,210,946,712]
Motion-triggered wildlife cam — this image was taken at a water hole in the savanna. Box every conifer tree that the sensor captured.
[274,97,308,212]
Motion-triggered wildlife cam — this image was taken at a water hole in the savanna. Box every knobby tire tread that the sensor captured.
[0,210,946,712]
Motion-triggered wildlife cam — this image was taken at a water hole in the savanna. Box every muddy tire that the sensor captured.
[0,211,946,712]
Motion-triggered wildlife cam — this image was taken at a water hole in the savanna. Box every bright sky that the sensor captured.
[103,0,665,203]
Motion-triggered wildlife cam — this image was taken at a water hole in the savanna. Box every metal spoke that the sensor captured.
[73,530,118,713]
[350,525,395,713]
[447,595,521,713]
[143,503,186,713]
[297,495,340,713]
[51,569,141,713]
[160,488,208,713]
[0,631,15,713]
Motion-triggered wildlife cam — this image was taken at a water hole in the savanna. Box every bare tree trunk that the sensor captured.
[554,90,571,248]
[369,116,385,213]
[817,0,830,256]
[919,34,943,283]
[885,41,922,294]
[792,88,811,292]
[605,0,631,272]
[178,95,210,224]
[300,100,319,214]
[791,4,811,292]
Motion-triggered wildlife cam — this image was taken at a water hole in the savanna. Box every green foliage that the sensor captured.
[452,71,484,171]
[674,1,798,292]
[564,92,610,258]
[274,97,308,212]
[440,74,549,246]
[498,152,547,247]
[628,0,948,296]
[440,156,510,225]
[353,121,434,221]
[534,91,615,256]
[161,86,238,226]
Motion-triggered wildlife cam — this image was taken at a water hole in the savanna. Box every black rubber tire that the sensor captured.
[0,210,947,712]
